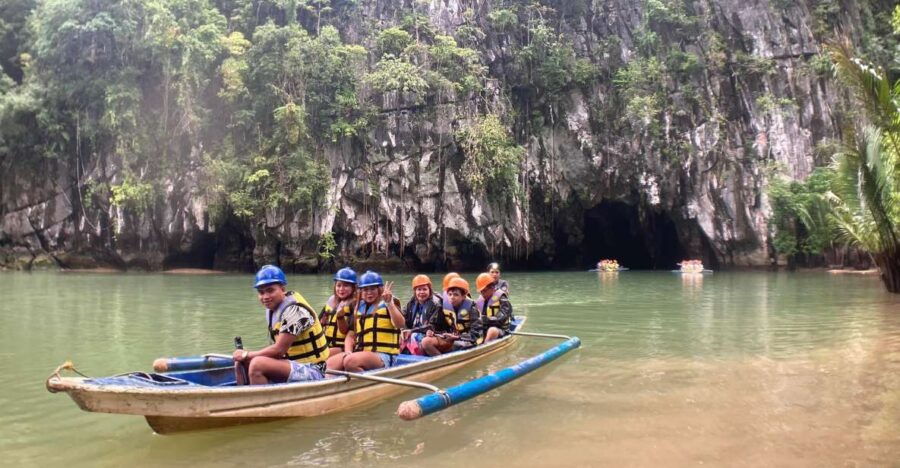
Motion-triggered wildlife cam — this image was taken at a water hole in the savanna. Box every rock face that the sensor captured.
[0,0,884,271]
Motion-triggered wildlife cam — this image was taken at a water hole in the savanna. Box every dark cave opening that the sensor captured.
[581,201,685,270]
[162,231,217,270]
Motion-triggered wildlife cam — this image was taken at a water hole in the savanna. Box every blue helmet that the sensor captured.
[357,270,384,288]
[253,265,287,288]
[333,267,357,284]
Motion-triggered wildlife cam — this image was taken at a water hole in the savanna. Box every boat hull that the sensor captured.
[48,319,522,433]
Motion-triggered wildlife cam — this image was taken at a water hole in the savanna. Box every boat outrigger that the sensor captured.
[46,317,581,434]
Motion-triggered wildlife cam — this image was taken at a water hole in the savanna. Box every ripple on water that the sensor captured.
[2,271,900,466]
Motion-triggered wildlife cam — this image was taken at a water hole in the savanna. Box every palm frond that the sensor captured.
[865,129,900,253]
[825,191,879,250]
[827,127,900,255]
[827,40,899,133]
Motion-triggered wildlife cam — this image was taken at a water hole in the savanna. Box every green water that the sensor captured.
[2,271,899,466]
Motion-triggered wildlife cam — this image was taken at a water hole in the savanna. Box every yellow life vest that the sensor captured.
[476,290,510,329]
[443,294,477,334]
[321,295,352,348]
[267,292,329,364]
[354,300,400,354]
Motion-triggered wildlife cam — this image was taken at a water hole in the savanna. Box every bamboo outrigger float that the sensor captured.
[46,317,580,434]
[397,332,580,420]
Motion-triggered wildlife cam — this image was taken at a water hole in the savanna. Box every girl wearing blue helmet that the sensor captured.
[325,271,406,372]
[319,267,357,356]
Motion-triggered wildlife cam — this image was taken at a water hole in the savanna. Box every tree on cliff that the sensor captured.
[827,34,900,293]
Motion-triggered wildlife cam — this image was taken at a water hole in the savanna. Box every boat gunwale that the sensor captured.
[48,316,526,397]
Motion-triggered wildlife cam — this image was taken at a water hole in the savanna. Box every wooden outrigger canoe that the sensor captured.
[47,317,528,434]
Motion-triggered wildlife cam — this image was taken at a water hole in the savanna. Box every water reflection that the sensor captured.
[679,271,704,292]
[1,271,899,466]
[596,270,619,287]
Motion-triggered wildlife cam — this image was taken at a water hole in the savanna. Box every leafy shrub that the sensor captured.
[457,114,524,200]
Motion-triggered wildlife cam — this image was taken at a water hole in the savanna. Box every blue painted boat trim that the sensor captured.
[411,336,581,417]
[161,356,234,372]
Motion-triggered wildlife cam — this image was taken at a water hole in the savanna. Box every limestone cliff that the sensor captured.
[1,0,890,271]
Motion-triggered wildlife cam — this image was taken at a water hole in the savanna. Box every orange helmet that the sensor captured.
[411,274,432,289]
[442,272,460,290]
[475,272,495,292]
[447,277,470,295]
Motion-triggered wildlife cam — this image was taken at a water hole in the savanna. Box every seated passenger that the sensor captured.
[319,267,357,356]
[444,277,482,351]
[404,274,457,356]
[232,265,329,385]
[487,262,510,293]
[475,272,512,343]
[326,271,405,372]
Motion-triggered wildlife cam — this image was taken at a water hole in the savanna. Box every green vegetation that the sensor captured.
[456,114,524,200]
[515,21,579,98]
[644,0,696,30]
[0,1,369,232]
[367,24,484,101]
[614,57,665,133]
[1,0,898,276]
[317,231,337,260]
[770,8,900,289]
[768,168,834,259]
[375,27,412,58]
[824,36,900,292]
[755,94,796,116]
[734,53,776,76]
[366,56,430,97]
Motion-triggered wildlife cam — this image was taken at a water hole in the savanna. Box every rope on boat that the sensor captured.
[45,361,89,393]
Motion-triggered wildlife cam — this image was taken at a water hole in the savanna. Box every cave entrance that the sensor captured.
[582,201,684,270]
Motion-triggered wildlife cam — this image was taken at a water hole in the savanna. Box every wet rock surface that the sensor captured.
[1,0,886,272]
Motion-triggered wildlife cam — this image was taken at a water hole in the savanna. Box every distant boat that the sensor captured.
[671,269,714,274]
[592,259,627,272]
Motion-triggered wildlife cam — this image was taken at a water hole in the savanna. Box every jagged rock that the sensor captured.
[286,256,320,274]
[56,249,125,271]
[31,253,57,270]
[0,1,885,272]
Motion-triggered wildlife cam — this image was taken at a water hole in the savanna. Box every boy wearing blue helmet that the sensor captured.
[232,265,330,384]
[319,267,357,356]
[325,271,406,371]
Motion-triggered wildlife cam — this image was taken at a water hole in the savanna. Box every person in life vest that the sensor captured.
[232,265,329,385]
[475,272,512,342]
[319,267,357,356]
[325,271,406,371]
[444,277,482,351]
[487,262,510,294]
[404,274,456,356]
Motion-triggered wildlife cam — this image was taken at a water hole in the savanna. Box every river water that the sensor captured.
[1,270,899,466]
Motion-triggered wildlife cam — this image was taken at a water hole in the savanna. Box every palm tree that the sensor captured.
[826,41,900,292]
